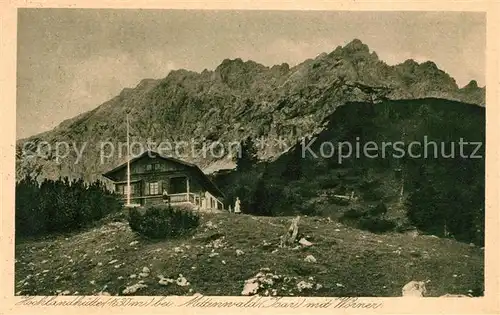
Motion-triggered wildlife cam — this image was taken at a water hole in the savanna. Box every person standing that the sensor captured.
[162,189,170,205]
[234,197,241,214]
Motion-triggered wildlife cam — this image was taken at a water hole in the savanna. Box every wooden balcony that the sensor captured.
[122,193,199,206]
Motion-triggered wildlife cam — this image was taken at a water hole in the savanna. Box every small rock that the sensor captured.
[108,259,118,265]
[205,221,217,229]
[122,283,148,295]
[174,247,183,253]
[158,276,175,286]
[440,293,470,297]
[209,252,219,257]
[299,238,313,246]
[129,274,137,279]
[236,249,245,256]
[129,241,139,246]
[176,274,190,287]
[222,260,226,265]
[297,281,314,292]
[139,267,151,278]
[336,283,344,287]
[304,255,317,263]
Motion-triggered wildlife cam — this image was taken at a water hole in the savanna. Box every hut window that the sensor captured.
[116,185,124,195]
[146,164,153,171]
[124,184,135,195]
[148,182,159,195]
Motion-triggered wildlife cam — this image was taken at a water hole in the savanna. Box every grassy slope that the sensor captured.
[15,213,483,297]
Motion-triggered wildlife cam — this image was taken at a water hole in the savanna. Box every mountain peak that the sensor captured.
[136,78,159,90]
[343,38,370,53]
[463,80,479,89]
[419,60,438,70]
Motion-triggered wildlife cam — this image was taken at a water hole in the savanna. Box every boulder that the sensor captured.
[402,280,427,297]
[241,277,259,296]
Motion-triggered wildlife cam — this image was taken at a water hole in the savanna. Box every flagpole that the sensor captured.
[126,113,131,206]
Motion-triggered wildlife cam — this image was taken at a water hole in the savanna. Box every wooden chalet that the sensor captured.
[102,151,225,211]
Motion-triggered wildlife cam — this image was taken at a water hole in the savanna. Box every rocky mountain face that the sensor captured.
[16,39,485,182]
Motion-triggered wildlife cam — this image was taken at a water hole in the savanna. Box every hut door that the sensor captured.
[170,177,187,194]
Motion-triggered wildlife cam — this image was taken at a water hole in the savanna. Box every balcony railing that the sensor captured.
[168,193,196,203]
[122,193,197,204]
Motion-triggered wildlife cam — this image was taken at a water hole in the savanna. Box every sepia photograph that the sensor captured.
[13,8,486,300]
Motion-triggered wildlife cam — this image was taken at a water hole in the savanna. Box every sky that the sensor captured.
[17,9,486,139]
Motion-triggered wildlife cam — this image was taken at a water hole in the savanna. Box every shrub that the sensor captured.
[358,217,396,233]
[394,220,416,233]
[339,204,396,234]
[330,197,350,206]
[340,208,365,220]
[360,186,385,201]
[368,202,388,217]
[15,176,121,238]
[128,205,200,239]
